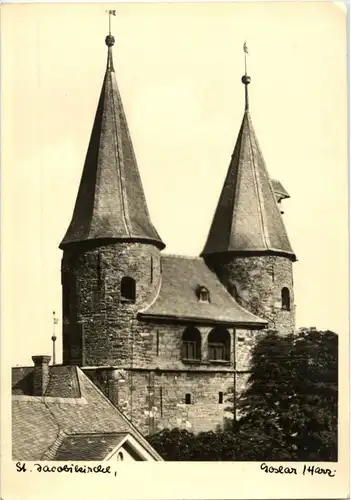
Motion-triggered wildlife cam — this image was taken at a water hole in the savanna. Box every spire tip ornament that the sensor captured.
[51,311,58,366]
[105,35,115,47]
[105,10,116,69]
[241,74,251,85]
[106,9,116,38]
[242,41,251,111]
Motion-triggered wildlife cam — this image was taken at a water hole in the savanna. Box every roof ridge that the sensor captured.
[41,429,68,460]
[246,112,270,250]
[12,365,35,369]
[110,71,130,237]
[68,365,82,399]
[229,111,248,251]
[63,431,128,437]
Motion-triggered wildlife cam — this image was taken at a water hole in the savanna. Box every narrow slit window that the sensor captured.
[160,387,163,417]
[97,253,102,284]
[185,393,191,404]
[156,330,160,356]
[218,392,223,404]
[281,287,291,311]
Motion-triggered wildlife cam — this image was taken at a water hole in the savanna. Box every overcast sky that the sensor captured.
[1,2,347,366]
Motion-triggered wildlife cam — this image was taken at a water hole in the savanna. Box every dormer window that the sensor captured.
[197,286,210,303]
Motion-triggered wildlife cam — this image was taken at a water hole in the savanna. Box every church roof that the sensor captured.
[60,34,164,250]
[201,75,295,260]
[12,365,162,461]
[139,255,267,326]
[54,432,128,461]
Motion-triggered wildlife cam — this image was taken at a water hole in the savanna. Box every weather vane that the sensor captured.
[106,9,116,36]
[52,311,59,365]
[243,41,249,76]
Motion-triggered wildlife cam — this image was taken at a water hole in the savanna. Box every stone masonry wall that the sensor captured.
[84,325,263,435]
[207,255,295,335]
[86,368,235,435]
[62,242,162,366]
[61,239,274,434]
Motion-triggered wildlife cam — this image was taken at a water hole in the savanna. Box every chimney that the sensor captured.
[32,355,51,396]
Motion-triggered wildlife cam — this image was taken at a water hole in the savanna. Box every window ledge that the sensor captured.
[208,359,231,366]
[182,358,202,364]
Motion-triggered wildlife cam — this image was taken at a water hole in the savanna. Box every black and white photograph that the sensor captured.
[1,1,348,498]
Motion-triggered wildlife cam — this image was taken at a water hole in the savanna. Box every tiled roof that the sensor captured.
[59,38,164,250]
[12,367,33,395]
[12,365,80,398]
[54,433,127,461]
[139,255,266,326]
[12,366,162,461]
[201,110,296,259]
[12,396,60,460]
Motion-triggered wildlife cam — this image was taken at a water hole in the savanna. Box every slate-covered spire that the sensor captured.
[60,33,165,250]
[202,49,295,260]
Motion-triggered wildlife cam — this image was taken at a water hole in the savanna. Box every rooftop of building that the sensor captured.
[201,69,296,260]
[12,362,162,461]
[139,254,267,326]
[59,33,164,251]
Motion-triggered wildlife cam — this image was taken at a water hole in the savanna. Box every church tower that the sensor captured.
[59,31,165,366]
[202,49,296,335]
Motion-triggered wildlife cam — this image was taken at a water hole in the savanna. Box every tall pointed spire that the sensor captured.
[60,27,165,250]
[201,45,295,260]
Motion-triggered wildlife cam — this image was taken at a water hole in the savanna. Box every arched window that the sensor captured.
[281,287,291,311]
[121,277,136,303]
[117,451,124,461]
[208,328,230,361]
[197,286,210,303]
[182,326,201,360]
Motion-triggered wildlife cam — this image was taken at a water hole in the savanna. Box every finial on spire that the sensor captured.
[243,42,248,73]
[107,9,116,36]
[105,10,116,71]
[51,311,58,365]
[105,9,116,47]
[241,41,251,111]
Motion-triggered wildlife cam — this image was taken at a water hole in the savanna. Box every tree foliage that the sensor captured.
[147,328,338,461]
[237,328,338,461]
